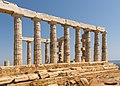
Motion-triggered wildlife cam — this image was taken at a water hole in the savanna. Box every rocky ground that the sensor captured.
[1,63,119,86]
[8,70,120,86]
[82,70,120,86]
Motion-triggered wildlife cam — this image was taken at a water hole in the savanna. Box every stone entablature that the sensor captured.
[0,1,105,32]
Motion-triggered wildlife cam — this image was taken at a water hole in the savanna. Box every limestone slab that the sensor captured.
[0,76,13,85]
[27,74,39,80]
[97,26,105,32]
[13,75,29,82]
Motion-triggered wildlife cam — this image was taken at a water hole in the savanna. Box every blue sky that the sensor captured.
[0,0,120,65]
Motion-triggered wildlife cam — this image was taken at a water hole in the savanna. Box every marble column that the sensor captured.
[64,25,70,63]
[49,22,57,63]
[94,31,100,62]
[45,40,49,64]
[14,14,22,65]
[75,28,81,62]
[81,33,86,62]
[85,30,91,62]
[102,31,107,62]
[58,40,64,63]
[33,18,42,64]
[27,41,32,65]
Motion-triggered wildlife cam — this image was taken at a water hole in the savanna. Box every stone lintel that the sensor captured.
[22,37,34,42]
[22,37,51,43]
[22,37,64,43]
[42,39,50,43]
[65,19,80,27]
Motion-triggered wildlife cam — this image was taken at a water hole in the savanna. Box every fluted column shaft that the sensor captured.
[64,25,70,63]
[75,29,81,62]
[33,19,42,64]
[27,41,32,65]
[94,31,100,62]
[50,22,57,63]
[85,30,91,62]
[102,32,107,62]
[45,41,49,64]
[14,14,22,65]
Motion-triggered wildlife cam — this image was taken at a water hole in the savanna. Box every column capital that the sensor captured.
[32,17,41,22]
[94,30,100,33]
[12,13,23,17]
[26,40,33,43]
[84,29,91,32]
[44,39,49,44]
[74,26,81,29]
[102,31,107,34]
[61,24,70,28]
[48,21,57,25]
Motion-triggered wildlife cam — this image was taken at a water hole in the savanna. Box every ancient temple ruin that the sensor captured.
[0,0,118,86]
[0,0,107,66]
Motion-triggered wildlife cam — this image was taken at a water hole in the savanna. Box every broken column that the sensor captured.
[49,21,57,63]
[4,61,10,66]
[13,14,23,65]
[33,18,42,64]
[63,25,70,63]
[58,38,64,63]
[94,31,100,62]
[85,30,91,62]
[102,31,107,62]
[45,40,49,64]
[75,28,81,62]
[27,41,32,65]
[81,33,86,62]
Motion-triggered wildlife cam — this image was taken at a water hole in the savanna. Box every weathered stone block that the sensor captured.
[48,72,59,78]
[86,24,96,30]
[65,19,78,27]
[21,8,36,18]
[80,78,89,86]
[13,75,29,82]
[50,16,65,24]
[35,70,49,79]
[79,22,88,29]
[97,26,105,32]
[41,14,51,22]
[0,76,13,85]
[27,74,39,80]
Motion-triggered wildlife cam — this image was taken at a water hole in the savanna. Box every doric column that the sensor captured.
[85,30,91,62]
[63,25,70,63]
[58,40,64,63]
[75,28,81,62]
[94,31,100,62]
[45,40,49,64]
[33,18,42,64]
[102,31,107,62]
[14,14,22,65]
[49,21,57,63]
[27,41,32,65]
[81,33,86,62]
